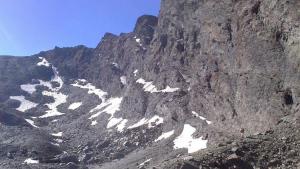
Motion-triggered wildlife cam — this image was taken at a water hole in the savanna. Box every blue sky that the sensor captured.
[0,0,161,56]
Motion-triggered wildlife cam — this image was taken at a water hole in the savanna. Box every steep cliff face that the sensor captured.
[0,0,299,169]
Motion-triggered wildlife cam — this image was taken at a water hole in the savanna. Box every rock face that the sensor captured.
[0,0,300,169]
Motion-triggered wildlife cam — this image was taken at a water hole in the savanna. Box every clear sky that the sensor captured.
[0,0,161,56]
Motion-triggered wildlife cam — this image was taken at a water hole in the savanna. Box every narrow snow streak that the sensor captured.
[128,115,164,129]
[51,132,63,137]
[155,130,175,142]
[139,158,152,167]
[136,78,180,93]
[71,80,107,100]
[25,119,39,128]
[89,97,123,120]
[68,102,82,110]
[116,119,128,132]
[191,111,212,124]
[173,124,207,153]
[133,69,138,77]
[9,96,38,112]
[24,158,39,164]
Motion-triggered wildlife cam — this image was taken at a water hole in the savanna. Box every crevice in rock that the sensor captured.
[251,1,261,15]
[283,89,293,106]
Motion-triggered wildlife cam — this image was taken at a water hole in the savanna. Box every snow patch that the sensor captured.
[89,97,125,130]
[71,80,107,100]
[24,158,39,164]
[148,115,164,128]
[136,78,159,93]
[91,121,98,126]
[127,118,148,129]
[51,132,63,137]
[107,118,123,129]
[191,111,212,124]
[9,96,38,112]
[116,119,128,132]
[68,102,82,110]
[128,115,164,129]
[136,78,180,93]
[160,86,180,93]
[89,97,122,120]
[133,69,138,76]
[37,57,50,67]
[72,79,126,132]
[112,62,119,68]
[40,91,67,118]
[25,119,39,128]
[20,83,37,94]
[155,130,175,142]
[173,124,207,153]
[120,76,127,85]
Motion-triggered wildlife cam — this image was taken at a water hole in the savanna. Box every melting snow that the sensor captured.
[136,78,159,93]
[37,57,50,67]
[160,86,180,93]
[89,97,122,120]
[128,115,164,129]
[9,96,38,112]
[155,130,175,142]
[71,80,107,100]
[107,118,123,129]
[116,119,128,132]
[89,97,125,130]
[148,115,164,128]
[127,118,148,129]
[136,78,180,93]
[20,83,37,94]
[68,102,82,110]
[22,58,63,95]
[25,119,39,128]
[24,158,39,164]
[120,76,127,85]
[133,69,138,76]
[40,91,67,118]
[173,124,208,153]
[72,79,126,132]
[191,111,212,124]
[91,121,98,126]
[51,132,63,137]
[139,158,152,167]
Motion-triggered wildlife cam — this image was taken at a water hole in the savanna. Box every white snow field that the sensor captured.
[9,96,38,112]
[173,124,208,153]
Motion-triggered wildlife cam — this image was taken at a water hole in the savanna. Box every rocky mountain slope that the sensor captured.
[0,0,300,168]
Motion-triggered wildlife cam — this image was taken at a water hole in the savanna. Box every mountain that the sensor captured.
[0,0,300,168]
